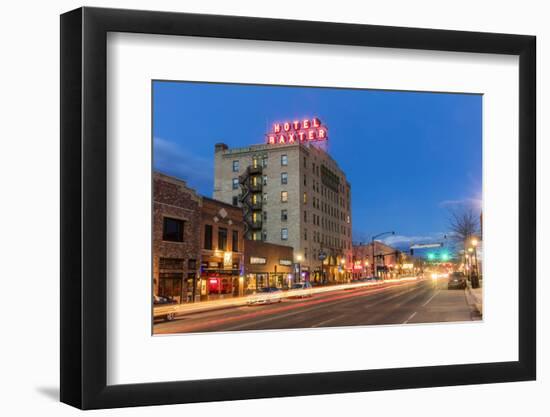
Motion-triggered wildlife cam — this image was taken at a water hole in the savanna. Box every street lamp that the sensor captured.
[371,231,395,279]
[295,254,303,285]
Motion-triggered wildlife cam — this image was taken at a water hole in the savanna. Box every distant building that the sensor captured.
[153,172,201,303]
[353,241,401,279]
[213,117,353,283]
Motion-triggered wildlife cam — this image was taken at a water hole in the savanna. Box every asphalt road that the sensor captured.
[154,278,481,335]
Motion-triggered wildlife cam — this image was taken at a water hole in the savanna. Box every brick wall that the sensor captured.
[153,173,201,302]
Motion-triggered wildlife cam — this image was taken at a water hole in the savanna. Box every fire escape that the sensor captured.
[239,163,263,240]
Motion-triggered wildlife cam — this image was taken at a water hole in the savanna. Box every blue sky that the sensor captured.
[153,81,482,249]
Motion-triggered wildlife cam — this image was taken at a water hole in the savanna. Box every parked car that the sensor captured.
[247,287,283,305]
[289,282,313,298]
[153,295,178,321]
[447,272,467,290]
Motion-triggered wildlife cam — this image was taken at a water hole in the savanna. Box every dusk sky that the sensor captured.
[153,81,482,250]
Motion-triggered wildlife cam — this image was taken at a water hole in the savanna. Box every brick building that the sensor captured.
[199,197,245,298]
[153,172,201,303]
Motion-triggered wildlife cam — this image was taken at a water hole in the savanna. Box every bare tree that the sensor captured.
[447,208,480,248]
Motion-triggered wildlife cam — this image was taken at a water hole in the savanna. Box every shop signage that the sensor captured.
[266,117,328,145]
[250,256,267,265]
[223,251,233,268]
[279,259,292,266]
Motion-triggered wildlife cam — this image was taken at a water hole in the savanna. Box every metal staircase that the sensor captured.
[239,164,263,240]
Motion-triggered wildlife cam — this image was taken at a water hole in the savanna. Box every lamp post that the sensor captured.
[471,238,479,288]
[371,231,395,279]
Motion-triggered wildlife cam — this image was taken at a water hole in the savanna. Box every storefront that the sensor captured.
[244,240,294,291]
[200,253,242,297]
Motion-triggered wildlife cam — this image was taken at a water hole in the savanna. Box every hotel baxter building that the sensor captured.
[213,117,353,284]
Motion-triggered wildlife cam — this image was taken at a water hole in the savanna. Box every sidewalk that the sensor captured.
[465,280,483,316]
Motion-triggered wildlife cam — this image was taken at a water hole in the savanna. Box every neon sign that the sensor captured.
[266,117,328,145]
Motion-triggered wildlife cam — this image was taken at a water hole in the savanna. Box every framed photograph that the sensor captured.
[60,7,536,409]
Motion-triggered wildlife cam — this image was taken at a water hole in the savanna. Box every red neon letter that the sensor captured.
[283,122,291,132]
[298,131,306,142]
[293,120,300,130]
[303,119,310,129]
[308,130,316,141]
[288,133,296,143]
[312,117,321,128]
[318,129,326,139]
[268,135,276,144]
[274,124,281,133]
[279,134,286,144]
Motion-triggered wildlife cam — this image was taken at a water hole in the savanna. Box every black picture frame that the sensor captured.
[60,6,536,410]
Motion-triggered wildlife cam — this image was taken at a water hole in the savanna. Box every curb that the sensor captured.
[465,284,483,316]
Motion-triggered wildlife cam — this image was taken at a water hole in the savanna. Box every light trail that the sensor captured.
[154,279,422,334]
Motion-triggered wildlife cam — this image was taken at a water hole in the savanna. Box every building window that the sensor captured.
[281,228,288,240]
[281,172,288,184]
[263,211,267,221]
[159,257,184,270]
[232,160,239,172]
[263,192,268,202]
[262,230,267,241]
[163,217,184,242]
[232,196,239,206]
[303,156,307,168]
[204,224,213,249]
[304,229,308,241]
[218,227,228,251]
[281,154,288,166]
[232,230,239,252]
[281,191,288,202]
[262,156,268,168]
[262,175,267,186]
[232,178,239,189]
[304,175,307,186]
[303,192,307,204]
[281,209,288,221]
[304,211,307,222]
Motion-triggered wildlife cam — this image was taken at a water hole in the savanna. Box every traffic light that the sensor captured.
[441,252,450,261]
[427,252,435,261]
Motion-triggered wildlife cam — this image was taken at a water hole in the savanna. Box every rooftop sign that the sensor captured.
[266,117,328,145]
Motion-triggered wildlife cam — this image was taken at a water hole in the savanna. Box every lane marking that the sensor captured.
[311,314,347,328]
[422,290,440,307]
[403,311,417,324]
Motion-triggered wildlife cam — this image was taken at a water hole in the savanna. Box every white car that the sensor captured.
[247,287,283,305]
[289,282,313,298]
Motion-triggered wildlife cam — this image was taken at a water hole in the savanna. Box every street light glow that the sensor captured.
[471,238,478,247]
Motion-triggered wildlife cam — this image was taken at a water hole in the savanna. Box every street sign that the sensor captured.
[410,243,443,249]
